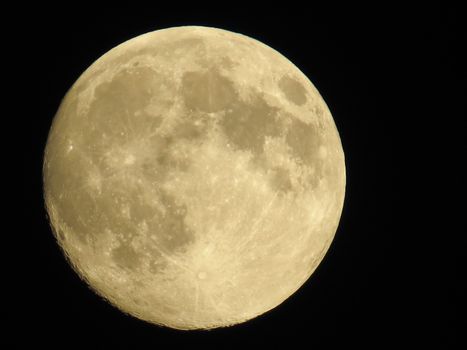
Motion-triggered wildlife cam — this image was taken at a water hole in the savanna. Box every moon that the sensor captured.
[43,26,346,330]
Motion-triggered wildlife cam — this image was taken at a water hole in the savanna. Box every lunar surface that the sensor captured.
[43,26,346,330]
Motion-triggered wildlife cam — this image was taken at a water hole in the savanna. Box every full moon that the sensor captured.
[43,26,346,330]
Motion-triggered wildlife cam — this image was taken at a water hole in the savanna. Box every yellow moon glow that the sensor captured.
[43,26,346,330]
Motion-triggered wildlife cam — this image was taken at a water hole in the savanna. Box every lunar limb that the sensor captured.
[43,26,346,329]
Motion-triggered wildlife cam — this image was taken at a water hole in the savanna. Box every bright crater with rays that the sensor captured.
[43,26,346,329]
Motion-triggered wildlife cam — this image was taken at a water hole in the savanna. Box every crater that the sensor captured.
[286,118,322,166]
[100,191,144,240]
[219,92,283,159]
[147,190,195,253]
[136,132,196,185]
[182,69,237,112]
[157,37,204,56]
[279,75,307,106]
[82,66,165,154]
[171,112,209,142]
[111,243,141,270]
[56,227,66,241]
[131,37,205,64]
[269,167,293,193]
[145,135,192,177]
[148,258,167,274]
[219,56,236,69]
[105,188,195,272]
[90,66,161,120]
[54,188,103,245]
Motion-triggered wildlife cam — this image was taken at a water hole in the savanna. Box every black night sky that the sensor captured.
[19,4,462,348]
